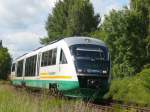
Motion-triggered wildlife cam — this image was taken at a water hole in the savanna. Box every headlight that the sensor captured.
[102,70,107,74]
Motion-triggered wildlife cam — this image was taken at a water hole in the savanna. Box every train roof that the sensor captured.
[14,36,106,61]
[63,37,105,46]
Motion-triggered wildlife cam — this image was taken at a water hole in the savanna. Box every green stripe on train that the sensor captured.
[12,79,79,91]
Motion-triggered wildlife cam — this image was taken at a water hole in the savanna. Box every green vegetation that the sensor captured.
[0,84,96,112]
[0,83,140,112]
[100,8,148,78]
[101,0,150,78]
[99,0,150,106]
[106,68,150,106]
[41,0,100,44]
[0,46,11,80]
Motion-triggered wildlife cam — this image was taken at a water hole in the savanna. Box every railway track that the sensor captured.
[30,92,150,112]
[88,103,150,112]
[15,86,150,112]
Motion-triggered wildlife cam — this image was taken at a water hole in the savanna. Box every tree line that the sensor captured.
[41,0,150,79]
[0,42,11,80]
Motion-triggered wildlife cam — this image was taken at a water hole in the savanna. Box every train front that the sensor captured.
[69,43,110,99]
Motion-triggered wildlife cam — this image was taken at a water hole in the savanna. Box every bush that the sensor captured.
[106,68,150,106]
[112,63,135,78]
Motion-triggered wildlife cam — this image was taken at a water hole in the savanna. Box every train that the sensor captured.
[11,37,111,99]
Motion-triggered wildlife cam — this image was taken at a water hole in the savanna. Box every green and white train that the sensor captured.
[11,37,111,98]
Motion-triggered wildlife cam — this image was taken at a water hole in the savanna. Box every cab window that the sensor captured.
[60,49,67,64]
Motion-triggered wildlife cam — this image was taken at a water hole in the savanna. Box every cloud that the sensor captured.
[2,32,42,59]
[0,0,55,58]
[91,0,129,21]
[0,0,51,30]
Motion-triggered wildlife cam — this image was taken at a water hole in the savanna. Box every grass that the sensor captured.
[0,83,99,112]
[0,81,147,112]
[106,68,150,107]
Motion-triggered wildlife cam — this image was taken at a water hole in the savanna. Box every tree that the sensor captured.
[41,0,100,44]
[101,9,147,78]
[131,0,150,66]
[90,28,107,41]
[0,47,11,80]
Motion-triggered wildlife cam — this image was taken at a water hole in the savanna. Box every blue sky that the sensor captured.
[0,0,129,59]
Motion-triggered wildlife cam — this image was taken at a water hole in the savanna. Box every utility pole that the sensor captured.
[0,40,2,48]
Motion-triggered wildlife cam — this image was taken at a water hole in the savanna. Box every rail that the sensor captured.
[88,103,150,112]
[14,86,150,112]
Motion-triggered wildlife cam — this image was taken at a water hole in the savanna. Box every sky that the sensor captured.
[0,0,129,59]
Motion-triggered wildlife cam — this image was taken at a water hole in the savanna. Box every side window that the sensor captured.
[12,63,15,72]
[41,48,57,67]
[41,52,47,67]
[41,53,44,66]
[16,60,23,77]
[41,51,48,66]
[25,55,37,77]
[60,49,67,64]
[47,50,52,65]
[52,48,57,65]
[44,51,49,66]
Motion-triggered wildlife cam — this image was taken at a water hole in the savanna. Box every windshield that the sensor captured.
[70,44,109,75]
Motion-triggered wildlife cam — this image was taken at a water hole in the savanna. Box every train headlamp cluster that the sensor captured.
[102,70,107,74]
[87,79,101,88]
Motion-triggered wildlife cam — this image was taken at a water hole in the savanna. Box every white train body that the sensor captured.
[11,37,110,98]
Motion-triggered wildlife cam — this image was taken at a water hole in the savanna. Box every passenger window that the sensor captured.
[25,55,37,77]
[12,63,15,72]
[48,50,52,65]
[41,48,57,67]
[42,51,48,66]
[60,49,67,64]
[52,48,57,65]
[16,60,24,77]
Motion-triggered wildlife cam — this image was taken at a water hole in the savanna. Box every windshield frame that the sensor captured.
[69,44,109,75]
